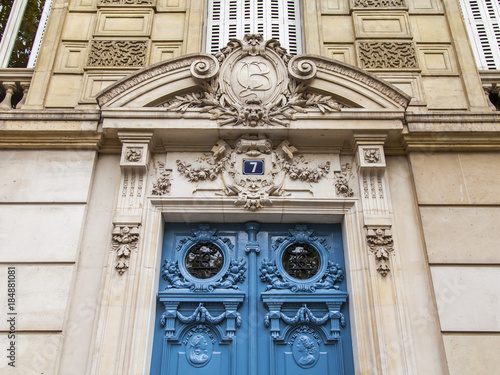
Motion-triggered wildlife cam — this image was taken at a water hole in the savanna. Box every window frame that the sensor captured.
[203,0,304,55]
[0,0,53,68]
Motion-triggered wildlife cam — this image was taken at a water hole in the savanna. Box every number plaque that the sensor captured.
[243,159,264,175]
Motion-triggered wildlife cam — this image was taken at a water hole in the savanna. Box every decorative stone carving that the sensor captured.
[98,0,153,4]
[363,148,380,163]
[126,147,142,162]
[151,162,172,195]
[353,0,406,7]
[111,225,140,274]
[162,258,246,292]
[290,330,321,368]
[358,42,417,69]
[88,40,147,67]
[264,304,345,336]
[159,36,343,127]
[271,225,330,252]
[334,163,354,197]
[160,303,242,339]
[185,331,213,367]
[176,136,331,210]
[175,224,234,252]
[366,227,394,276]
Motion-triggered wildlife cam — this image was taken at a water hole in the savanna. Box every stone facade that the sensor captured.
[0,0,499,374]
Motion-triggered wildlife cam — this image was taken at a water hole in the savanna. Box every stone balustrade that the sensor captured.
[0,68,34,110]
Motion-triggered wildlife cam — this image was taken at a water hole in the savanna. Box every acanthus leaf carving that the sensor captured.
[111,225,140,275]
[366,227,394,276]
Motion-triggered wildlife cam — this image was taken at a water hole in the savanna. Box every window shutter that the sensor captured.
[205,0,303,55]
[459,0,500,70]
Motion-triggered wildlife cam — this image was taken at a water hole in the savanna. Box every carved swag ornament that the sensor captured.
[176,135,331,210]
[160,34,343,127]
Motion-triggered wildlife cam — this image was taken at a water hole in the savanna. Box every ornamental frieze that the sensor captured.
[175,136,331,210]
[98,0,154,4]
[353,0,406,7]
[159,34,343,127]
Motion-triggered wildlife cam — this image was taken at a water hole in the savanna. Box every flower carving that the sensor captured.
[366,227,394,276]
[111,225,140,275]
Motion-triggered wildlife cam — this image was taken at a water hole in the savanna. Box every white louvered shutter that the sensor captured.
[459,0,500,70]
[205,0,303,55]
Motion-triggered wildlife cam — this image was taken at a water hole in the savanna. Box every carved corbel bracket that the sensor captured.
[111,225,140,275]
[366,226,394,277]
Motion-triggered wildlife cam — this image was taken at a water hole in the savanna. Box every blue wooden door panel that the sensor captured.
[150,223,354,375]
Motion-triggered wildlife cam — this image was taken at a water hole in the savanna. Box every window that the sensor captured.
[0,0,53,68]
[205,0,303,55]
[459,0,500,70]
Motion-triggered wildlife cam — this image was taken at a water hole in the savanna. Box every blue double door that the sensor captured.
[150,223,354,375]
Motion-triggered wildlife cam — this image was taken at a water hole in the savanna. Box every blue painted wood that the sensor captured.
[150,223,354,375]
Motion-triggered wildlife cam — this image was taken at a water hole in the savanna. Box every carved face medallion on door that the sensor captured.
[150,223,355,375]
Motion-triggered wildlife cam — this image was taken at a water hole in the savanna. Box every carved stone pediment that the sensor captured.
[97,34,410,111]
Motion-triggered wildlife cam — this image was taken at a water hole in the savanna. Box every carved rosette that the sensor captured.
[159,35,343,127]
[175,136,331,210]
[366,227,394,276]
[111,225,140,274]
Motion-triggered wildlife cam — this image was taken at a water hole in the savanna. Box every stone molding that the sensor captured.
[366,227,394,276]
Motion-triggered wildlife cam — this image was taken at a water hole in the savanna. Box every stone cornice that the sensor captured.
[0,109,102,149]
[404,111,500,151]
